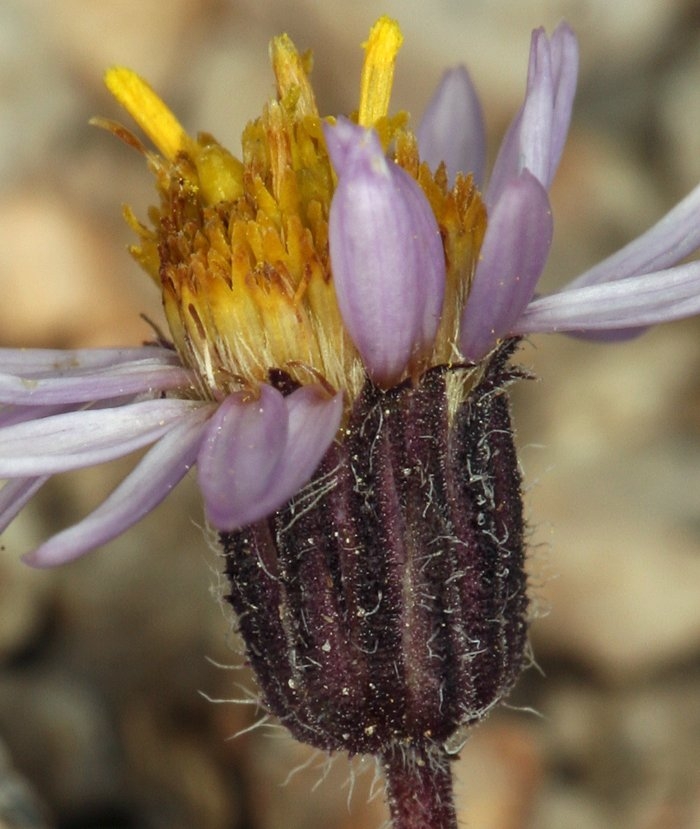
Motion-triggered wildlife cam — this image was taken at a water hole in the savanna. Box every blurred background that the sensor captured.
[1,1,699,827]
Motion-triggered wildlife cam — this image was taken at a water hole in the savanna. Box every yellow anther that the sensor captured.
[270,34,318,118]
[194,144,245,204]
[358,16,403,127]
[105,18,483,399]
[104,67,190,161]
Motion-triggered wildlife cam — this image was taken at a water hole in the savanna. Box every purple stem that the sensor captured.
[382,744,458,829]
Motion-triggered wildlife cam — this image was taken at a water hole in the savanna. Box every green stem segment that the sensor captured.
[382,744,458,829]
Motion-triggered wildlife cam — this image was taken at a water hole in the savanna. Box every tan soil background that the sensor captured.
[0,1,699,827]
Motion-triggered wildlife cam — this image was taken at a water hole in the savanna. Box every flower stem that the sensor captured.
[382,743,458,829]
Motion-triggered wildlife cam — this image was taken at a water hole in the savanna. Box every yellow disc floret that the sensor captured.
[102,19,486,404]
[358,16,403,127]
[104,67,191,162]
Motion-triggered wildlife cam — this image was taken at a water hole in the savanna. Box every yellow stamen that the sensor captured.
[358,16,403,127]
[102,19,485,400]
[104,67,190,161]
[270,34,318,118]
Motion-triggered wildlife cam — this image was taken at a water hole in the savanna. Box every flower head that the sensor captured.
[0,17,488,566]
[1,16,700,574]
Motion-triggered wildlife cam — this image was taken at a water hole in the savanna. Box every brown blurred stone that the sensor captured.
[532,785,612,829]
[0,191,153,348]
[122,702,239,829]
[660,31,700,189]
[19,0,206,90]
[455,720,543,829]
[243,737,387,829]
[0,668,123,820]
[0,551,53,665]
[0,738,51,829]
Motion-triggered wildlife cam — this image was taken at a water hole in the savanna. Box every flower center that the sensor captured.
[101,17,486,402]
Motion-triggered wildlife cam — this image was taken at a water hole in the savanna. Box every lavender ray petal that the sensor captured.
[392,163,448,359]
[485,108,521,209]
[566,327,647,343]
[0,396,146,429]
[0,360,194,405]
[324,117,445,386]
[514,262,700,334]
[23,408,212,568]
[256,385,343,517]
[416,66,486,187]
[198,384,343,532]
[0,346,179,377]
[548,22,579,182]
[0,476,49,533]
[0,398,204,476]
[487,28,554,207]
[198,384,289,530]
[567,182,700,288]
[0,404,71,428]
[460,171,553,362]
[517,29,555,186]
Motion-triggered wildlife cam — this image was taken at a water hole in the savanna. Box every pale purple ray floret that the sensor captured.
[0,346,342,566]
[416,65,486,188]
[198,383,343,532]
[324,116,446,386]
[417,22,700,361]
[3,21,700,568]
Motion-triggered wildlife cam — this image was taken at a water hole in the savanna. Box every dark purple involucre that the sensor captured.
[220,341,528,756]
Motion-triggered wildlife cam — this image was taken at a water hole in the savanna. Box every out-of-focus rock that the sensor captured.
[0,4,82,188]
[244,737,386,829]
[0,738,51,829]
[0,192,156,348]
[538,677,700,827]
[0,670,124,822]
[518,325,700,681]
[456,720,544,829]
[16,0,204,90]
[122,701,238,829]
[0,521,54,664]
[659,33,700,188]
[532,785,612,829]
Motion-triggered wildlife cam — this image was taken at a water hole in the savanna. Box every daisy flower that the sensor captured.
[1,17,699,829]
